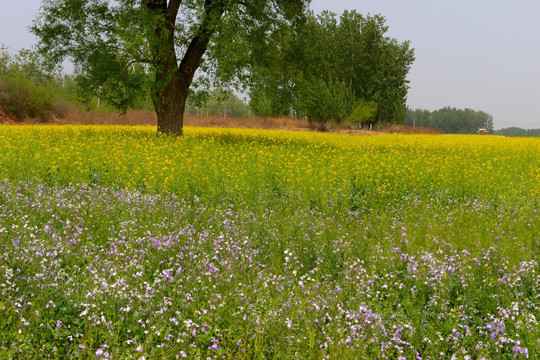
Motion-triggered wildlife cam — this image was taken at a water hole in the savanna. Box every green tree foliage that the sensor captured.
[248,10,415,128]
[249,90,276,118]
[406,107,494,134]
[246,17,301,118]
[297,78,353,131]
[348,99,377,129]
[32,0,310,136]
[75,62,151,114]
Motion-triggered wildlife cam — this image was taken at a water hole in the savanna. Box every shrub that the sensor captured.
[297,79,353,131]
[0,73,55,121]
[0,70,77,122]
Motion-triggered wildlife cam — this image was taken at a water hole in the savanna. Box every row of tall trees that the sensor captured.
[406,107,494,134]
[249,11,415,130]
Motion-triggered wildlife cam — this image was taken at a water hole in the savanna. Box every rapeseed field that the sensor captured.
[0,125,538,358]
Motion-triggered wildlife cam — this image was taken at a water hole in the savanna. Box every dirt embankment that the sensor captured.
[0,106,17,125]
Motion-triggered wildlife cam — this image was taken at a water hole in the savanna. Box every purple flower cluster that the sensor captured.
[0,181,537,358]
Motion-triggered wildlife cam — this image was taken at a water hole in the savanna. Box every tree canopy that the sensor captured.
[32,0,310,136]
[248,10,415,129]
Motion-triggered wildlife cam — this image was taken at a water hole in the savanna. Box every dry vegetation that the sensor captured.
[0,105,17,125]
[0,101,440,134]
[58,109,309,130]
[36,109,439,135]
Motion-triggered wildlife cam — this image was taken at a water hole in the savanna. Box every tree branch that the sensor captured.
[167,0,183,24]
[177,0,228,92]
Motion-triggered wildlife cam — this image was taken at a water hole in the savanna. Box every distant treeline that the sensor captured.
[493,127,540,137]
[405,107,494,134]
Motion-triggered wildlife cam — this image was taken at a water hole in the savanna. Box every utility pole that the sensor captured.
[0,43,7,78]
[97,85,102,111]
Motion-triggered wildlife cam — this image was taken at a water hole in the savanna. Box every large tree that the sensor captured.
[32,0,309,136]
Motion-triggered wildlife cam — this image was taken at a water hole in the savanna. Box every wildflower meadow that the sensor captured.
[0,125,538,359]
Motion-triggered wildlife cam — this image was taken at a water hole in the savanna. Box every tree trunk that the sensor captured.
[155,72,187,136]
[156,93,186,136]
[146,0,227,136]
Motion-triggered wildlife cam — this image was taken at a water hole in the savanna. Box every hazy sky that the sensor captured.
[1,0,539,129]
[311,0,540,129]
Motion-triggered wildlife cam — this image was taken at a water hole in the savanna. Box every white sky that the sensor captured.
[1,0,539,129]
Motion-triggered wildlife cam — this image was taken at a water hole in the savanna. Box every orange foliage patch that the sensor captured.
[59,110,309,130]
[382,125,442,134]
[0,106,17,125]
[44,109,443,136]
